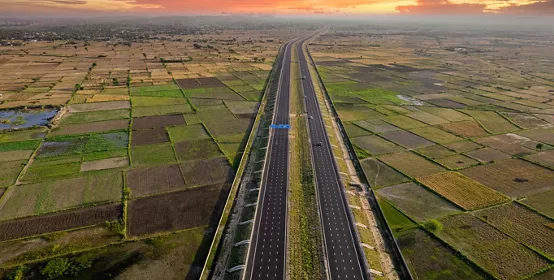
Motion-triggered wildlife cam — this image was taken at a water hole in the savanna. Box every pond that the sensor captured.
[0,109,58,130]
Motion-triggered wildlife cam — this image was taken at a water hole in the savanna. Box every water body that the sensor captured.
[0,109,58,130]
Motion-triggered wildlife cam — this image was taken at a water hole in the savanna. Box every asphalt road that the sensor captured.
[297,38,367,280]
[244,40,293,280]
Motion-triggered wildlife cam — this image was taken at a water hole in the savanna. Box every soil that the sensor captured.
[127,183,229,237]
[132,114,185,130]
[131,127,170,146]
[127,164,187,198]
[80,157,128,172]
[180,156,235,187]
[0,203,122,242]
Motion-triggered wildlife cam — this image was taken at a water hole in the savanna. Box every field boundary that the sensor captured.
[199,43,286,280]
[304,36,414,280]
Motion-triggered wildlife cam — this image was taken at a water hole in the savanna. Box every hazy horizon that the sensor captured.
[1,0,553,17]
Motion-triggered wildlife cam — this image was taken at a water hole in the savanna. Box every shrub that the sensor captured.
[41,258,70,279]
[423,219,443,233]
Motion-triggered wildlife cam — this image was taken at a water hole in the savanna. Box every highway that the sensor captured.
[297,37,368,279]
[244,39,293,280]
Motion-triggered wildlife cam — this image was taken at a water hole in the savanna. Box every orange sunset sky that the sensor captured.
[0,0,552,16]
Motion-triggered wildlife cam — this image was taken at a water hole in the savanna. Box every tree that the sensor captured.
[536,143,544,151]
[423,219,443,233]
[41,258,70,280]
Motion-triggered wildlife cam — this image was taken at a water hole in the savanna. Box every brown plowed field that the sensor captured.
[0,203,121,242]
[461,159,554,198]
[439,120,489,138]
[196,77,224,87]
[180,156,234,187]
[176,78,202,89]
[127,164,186,198]
[131,127,170,146]
[127,184,229,236]
[132,114,185,130]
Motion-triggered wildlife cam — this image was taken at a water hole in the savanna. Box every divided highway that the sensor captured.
[297,38,368,279]
[244,40,293,280]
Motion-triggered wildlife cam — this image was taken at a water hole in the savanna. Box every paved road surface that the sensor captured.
[244,40,293,280]
[297,37,367,280]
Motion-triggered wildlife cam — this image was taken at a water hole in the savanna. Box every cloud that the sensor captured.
[396,0,487,14]
[497,0,554,15]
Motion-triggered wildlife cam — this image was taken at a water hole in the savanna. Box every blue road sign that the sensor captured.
[270,124,291,129]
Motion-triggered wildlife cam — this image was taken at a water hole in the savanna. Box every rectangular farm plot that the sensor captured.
[466,148,511,163]
[80,157,128,172]
[174,138,222,161]
[517,128,554,146]
[407,111,449,125]
[0,160,26,188]
[378,151,446,178]
[131,127,170,146]
[360,158,409,189]
[131,143,176,166]
[418,107,472,122]
[475,203,554,258]
[410,126,462,144]
[132,104,192,117]
[437,214,550,279]
[127,184,226,237]
[475,133,537,156]
[127,164,186,198]
[0,172,122,221]
[383,115,427,129]
[461,159,554,198]
[353,119,399,133]
[132,114,185,130]
[439,120,489,138]
[61,109,130,125]
[49,119,129,136]
[418,172,509,210]
[351,135,403,156]
[0,203,121,242]
[416,145,456,159]
[131,97,189,108]
[67,101,130,113]
[521,190,554,218]
[444,140,482,153]
[343,122,372,137]
[130,84,183,97]
[180,156,234,187]
[525,150,554,169]
[377,182,460,222]
[462,110,519,134]
[167,124,209,142]
[396,229,487,280]
[380,130,434,149]
[204,119,252,137]
[435,154,479,170]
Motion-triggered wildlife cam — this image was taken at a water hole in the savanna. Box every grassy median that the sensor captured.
[288,43,325,280]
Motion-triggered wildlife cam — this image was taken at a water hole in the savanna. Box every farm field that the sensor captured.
[0,19,291,279]
[311,23,554,280]
[396,229,487,280]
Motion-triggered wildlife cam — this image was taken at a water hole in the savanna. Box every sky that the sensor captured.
[0,0,553,16]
